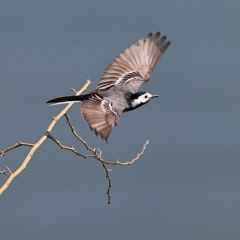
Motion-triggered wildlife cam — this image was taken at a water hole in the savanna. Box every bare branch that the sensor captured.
[63,114,149,204]
[64,114,150,166]
[101,162,112,204]
[0,142,34,157]
[70,88,77,94]
[64,114,95,152]
[0,166,12,176]
[0,80,91,196]
[114,139,150,166]
[47,133,92,159]
[47,122,115,203]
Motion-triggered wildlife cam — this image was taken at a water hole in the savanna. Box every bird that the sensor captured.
[47,32,171,141]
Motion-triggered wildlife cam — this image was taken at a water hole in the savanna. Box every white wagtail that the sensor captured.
[47,32,171,141]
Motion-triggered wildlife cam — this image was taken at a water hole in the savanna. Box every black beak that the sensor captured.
[151,95,159,99]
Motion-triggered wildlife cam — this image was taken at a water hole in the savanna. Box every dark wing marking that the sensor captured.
[96,32,171,93]
[81,95,119,141]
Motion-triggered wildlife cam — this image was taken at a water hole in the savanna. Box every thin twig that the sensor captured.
[114,139,150,166]
[94,140,150,166]
[64,114,94,151]
[101,162,112,204]
[70,88,77,94]
[63,114,149,204]
[0,166,12,176]
[47,134,92,159]
[47,130,114,203]
[64,113,150,166]
[0,142,34,157]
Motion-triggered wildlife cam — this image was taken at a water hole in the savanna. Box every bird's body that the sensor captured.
[47,32,171,141]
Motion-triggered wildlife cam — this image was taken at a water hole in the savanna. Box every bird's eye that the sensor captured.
[145,95,148,98]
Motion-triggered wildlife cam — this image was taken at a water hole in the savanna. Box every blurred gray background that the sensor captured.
[0,0,239,239]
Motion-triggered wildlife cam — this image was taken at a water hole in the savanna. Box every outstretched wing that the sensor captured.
[81,94,119,141]
[96,32,171,93]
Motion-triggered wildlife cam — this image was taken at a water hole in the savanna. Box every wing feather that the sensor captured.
[96,32,171,93]
[81,96,119,141]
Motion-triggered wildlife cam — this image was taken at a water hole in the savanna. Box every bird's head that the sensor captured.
[130,92,159,108]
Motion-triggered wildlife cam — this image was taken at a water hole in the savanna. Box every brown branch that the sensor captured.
[64,113,150,166]
[63,114,149,203]
[47,128,149,204]
[0,142,34,157]
[101,162,112,204]
[47,130,114,204]
[64,114,94,152]
[47,134,93,159]
[0,80,91,196]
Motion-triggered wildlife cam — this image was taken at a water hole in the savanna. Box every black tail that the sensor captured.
[47,94,90,105]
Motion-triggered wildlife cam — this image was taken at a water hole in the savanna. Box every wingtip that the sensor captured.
[100,132,110,143]
[162,40,171,52]
[147,32,153,38]
[147,32,171,48]
[155,32,161,40]
[91,127,109,143]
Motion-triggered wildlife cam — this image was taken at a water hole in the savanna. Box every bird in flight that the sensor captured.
[47,32,171,141]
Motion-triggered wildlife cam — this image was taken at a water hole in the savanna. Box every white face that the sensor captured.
[132,92,154,107]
